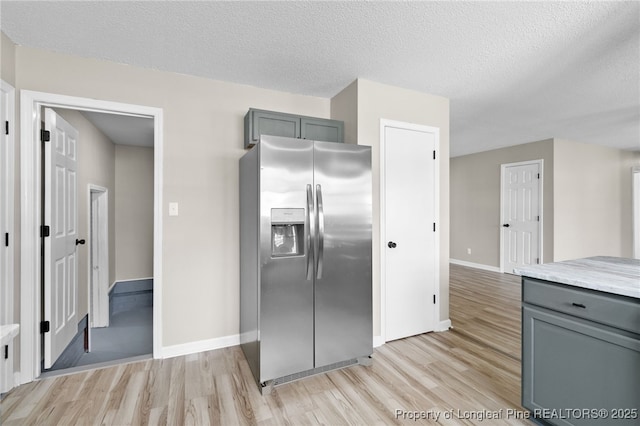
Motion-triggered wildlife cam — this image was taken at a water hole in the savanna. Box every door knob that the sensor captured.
[388,241,397,248]
[76,238,86,245]
[502,224,510,228]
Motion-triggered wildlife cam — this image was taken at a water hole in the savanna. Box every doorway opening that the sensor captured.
[40,108,155,376]
[19,91,163,384]
[89,185,109,331]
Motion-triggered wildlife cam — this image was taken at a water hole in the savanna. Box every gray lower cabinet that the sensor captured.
[522,278,640,426]
[244,108,343,148]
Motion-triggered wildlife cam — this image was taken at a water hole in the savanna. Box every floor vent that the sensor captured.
[261,357,370,394]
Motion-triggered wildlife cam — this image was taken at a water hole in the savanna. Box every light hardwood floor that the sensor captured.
[1,265,531,425]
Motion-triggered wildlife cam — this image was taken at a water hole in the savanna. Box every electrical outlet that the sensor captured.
[169,202,179,216]
[467,248,471,255]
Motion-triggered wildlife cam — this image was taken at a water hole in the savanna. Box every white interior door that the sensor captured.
[501,161,541,274]
[383,123,438,342]
[44,108,79,369]
[90,187,109,328]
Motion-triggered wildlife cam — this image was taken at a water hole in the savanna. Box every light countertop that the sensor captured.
[0,324,19,346]
[514,256,640,299]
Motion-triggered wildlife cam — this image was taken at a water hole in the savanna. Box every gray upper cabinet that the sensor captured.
[244,108,344,149]
[300,117,343,143]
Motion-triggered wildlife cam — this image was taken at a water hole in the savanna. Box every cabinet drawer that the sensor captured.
[522,305,640,425]
[523,278,640,334]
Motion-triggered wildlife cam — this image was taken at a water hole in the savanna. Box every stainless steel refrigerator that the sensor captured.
[240,135,372,392]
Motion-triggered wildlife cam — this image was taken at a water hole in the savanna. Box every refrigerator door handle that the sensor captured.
[316,184,325,279]
[306,184,314,280]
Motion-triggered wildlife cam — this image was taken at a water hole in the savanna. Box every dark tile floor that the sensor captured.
[75,306,153,367]
[44,305,153,378]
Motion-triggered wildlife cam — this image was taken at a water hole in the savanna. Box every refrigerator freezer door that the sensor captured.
[259,136,315,381]
[313,141,373,367]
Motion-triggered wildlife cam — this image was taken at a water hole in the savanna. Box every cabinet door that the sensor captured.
[301,117,344,143]
[522,305,640,425]
[251,110,300,145]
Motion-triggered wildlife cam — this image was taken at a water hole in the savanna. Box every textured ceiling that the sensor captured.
[80,111,154,148]
[1,1,638,156]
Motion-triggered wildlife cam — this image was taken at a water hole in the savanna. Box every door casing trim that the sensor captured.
[19,90,163,384]
[1,80,16,393]
[1,79,15,328]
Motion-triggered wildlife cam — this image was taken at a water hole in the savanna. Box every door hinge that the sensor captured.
[537,216,540,222]
[433,295,436,304]
[537,173,540,179]
[536,258,540,264]
[5,120,8,135]
[41,129,50,142]
[433,223,436,232]
[433,150,436,160]
[41,225,50,238]
[40,321,50,334]
[4,345,8,359]
[4,232,8,247]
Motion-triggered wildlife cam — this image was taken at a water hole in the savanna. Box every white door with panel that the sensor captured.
[44,108,79,369]
[383,123,438,342]
[501,162,541,274]
[90,187,109,329]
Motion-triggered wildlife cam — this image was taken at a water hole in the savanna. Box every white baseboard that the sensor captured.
[110,277,154,292]
[161,334,240,359]
[373,335,384,348]
[449,258,501,273]
[373,320,451,347]
[435,319,452,332]
[15,371,25,387]
[164,333,384,360]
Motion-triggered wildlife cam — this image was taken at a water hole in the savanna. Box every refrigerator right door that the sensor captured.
[313,141,373,367]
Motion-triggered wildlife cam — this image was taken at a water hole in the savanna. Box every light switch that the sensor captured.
[169,202,179,216]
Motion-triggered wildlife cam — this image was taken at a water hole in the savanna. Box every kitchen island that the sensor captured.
[515,257,640,426]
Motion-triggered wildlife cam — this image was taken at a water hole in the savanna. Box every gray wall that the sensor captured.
[622,152,640,257]
[115,145,154,281]
[13,42,331,348]
[330,80,358,145]
[356,79,450,329]
[554,139,640,260]
[1,31,16,86]
[450,139,554,268]
[6,35,451,353]
[451,137,639,268]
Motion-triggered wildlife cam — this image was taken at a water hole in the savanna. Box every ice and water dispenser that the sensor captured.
[271,208,305,257]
